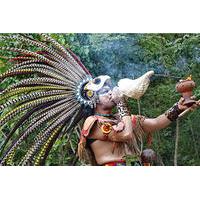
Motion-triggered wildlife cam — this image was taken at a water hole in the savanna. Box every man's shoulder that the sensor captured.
[84,116,97,125]
[81,116,98,137]
[131,114,146,127]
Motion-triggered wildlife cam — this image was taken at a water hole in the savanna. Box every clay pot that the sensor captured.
[176,80,196,106]
[141,149,156,166]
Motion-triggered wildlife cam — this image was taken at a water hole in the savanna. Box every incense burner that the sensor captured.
[176,76,196,106]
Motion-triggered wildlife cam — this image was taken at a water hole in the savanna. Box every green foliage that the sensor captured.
[139,34,200,166]
[1,33,200,165]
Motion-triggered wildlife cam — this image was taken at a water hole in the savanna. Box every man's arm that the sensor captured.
[110,115,133,142]
[141,114,171,133]
[89,115,133,142]
[141,98,200,134]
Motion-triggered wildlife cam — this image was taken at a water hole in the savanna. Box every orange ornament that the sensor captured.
[101,123,112,135]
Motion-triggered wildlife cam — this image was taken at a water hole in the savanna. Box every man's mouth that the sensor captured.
[110,96,115,103]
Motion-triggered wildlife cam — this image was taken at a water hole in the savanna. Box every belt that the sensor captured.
[104,159,126,166]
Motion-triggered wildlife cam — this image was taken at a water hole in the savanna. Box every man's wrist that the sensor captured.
[116,98,130,119]
[165,103,183,121]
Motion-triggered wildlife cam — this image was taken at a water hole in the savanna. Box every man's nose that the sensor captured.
[108,90,112,95]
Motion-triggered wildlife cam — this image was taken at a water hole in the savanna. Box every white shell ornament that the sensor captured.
[117,70,154,100]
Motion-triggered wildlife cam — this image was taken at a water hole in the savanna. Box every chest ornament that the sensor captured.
[100,122,112,136]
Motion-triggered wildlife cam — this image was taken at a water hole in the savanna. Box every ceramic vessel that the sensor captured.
[176,77,196,106]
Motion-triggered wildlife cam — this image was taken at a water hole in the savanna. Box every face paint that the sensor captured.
[96,81,113,96]
[85,75,111,92]
[84,75,114,102]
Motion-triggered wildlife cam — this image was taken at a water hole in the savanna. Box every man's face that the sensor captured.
[96,82,116,109]
[84,75,116,109]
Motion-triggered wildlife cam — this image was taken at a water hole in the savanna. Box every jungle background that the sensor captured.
[0,33,200,166]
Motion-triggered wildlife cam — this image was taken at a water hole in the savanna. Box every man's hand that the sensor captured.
[178,96,200,111]
[178,96,200,117]
[112,122,125,132]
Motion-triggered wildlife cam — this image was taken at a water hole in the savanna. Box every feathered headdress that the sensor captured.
[0,34,99,165]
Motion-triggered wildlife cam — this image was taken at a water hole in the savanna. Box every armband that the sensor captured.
[165,103,183,121]
[116,98,130,119]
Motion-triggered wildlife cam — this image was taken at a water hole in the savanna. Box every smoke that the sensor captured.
[84,33,160,83]
[74,34,200,83]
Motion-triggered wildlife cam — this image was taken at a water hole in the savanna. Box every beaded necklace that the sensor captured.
[95,113,113,117]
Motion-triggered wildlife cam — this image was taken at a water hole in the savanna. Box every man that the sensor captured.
[78,75,200,166]
[0,34,199,166]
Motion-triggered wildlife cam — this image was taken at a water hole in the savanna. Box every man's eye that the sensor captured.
[101,89,108,93]
[98,88,109,95]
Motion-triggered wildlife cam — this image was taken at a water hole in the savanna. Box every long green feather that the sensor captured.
[0,68,68,83]
[2,77,71,94]
[34,125,62,166]
[21,103,80,165]
[0,100,75,165]
[0,100,57,155]
[0,94,69,127]
[0,86,66,102]
[0,90,67,112]
[8,64,72,82]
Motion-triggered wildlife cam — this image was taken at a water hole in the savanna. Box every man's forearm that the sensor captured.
[142,114,171,133]
[142,103,183,133]
[115,98,133,139]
